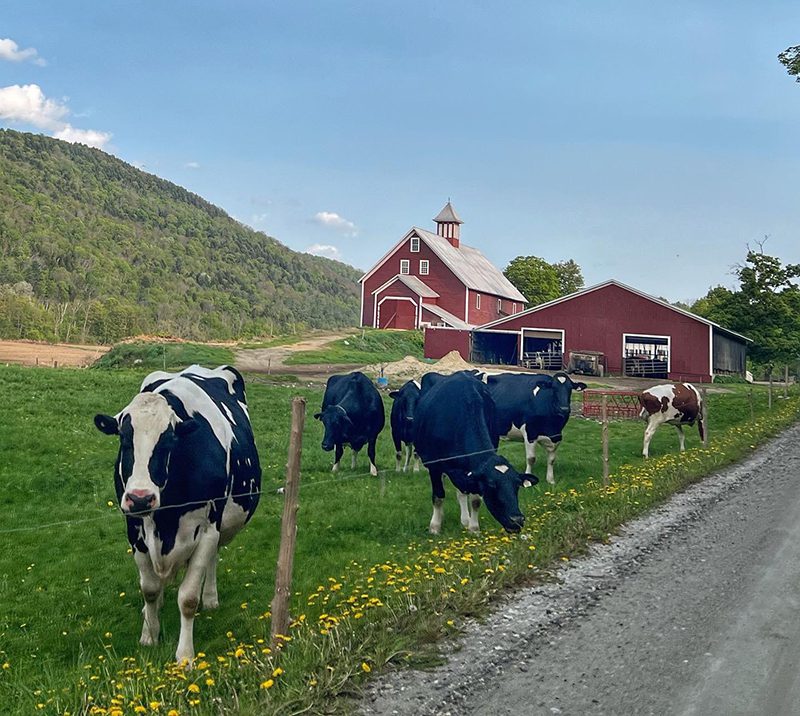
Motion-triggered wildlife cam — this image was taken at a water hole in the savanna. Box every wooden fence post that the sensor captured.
[769,376,773,410]
[785,364,789,399]
[270,396,306,647]
[749,388,754,421]
[601,394,609,487]
[701,387,708,447]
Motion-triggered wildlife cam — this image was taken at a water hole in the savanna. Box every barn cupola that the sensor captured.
[434,200,463,248]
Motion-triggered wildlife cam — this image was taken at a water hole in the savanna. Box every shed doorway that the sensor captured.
[472,331,518,365]
[521,329,564,370]
[623,334,669,378]
[378,298,416,329]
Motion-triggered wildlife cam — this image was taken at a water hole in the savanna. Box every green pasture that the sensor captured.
[284,328,424,365]
[0,366,797,714]
[93,342,235,371]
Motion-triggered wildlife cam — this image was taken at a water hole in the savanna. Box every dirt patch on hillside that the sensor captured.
[234,330,359,377]
[361,350,476,383]
[0,340,109,367]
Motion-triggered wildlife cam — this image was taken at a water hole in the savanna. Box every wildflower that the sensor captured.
[260,679,274,690]
[187,683,200,694]
[361,662,371,673]
[272,667,283,677]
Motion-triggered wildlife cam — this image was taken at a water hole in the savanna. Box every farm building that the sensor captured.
[424,280,749,383]
[359,202,527,330]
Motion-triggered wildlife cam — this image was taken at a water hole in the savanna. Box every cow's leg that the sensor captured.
[457,491,471,529]
[202,552,219,610]
[429,469,445,534]
[367,437,378,476]
[176,528,220,664]
[536,436,558,484]
[642,419,658,458]
[135,550,163,647]
[469,495,482,532]
[332,443,344,472]
[412,450,421,472]
[676,424,686,452]
[351,448,359,470]
[394,434,403,472]
[523,432,537,474]
[402,443,412,472]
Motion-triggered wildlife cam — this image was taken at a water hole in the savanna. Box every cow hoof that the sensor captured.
[370,465,378,477]
[429,526,440,535]
[468,525,480,533]
[203,597,219,610]
[140,634,156,647]
[175,655,194,669]
[460,520,470,529]
[546,477,555,485]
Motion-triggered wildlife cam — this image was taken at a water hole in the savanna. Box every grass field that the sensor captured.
[93,342,235,370]
[0,365,797,715]
[284,328,424,365]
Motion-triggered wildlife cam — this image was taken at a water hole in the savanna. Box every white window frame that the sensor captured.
[400,259,410,275]
[419,259,429,275]
[475,293,481,309]
[497,298,502,312]
[622,332,672,374]
[512,303,517,314]
[410,237,420,253]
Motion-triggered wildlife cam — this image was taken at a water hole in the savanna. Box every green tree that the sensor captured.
[778,45,800,82]
[552,259,584,295]
[504,256,561,306]
[692,247,800,372]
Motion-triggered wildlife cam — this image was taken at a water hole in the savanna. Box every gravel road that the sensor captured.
[361,422,800,716]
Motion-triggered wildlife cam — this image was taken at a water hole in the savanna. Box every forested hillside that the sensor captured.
[0,129,361,343]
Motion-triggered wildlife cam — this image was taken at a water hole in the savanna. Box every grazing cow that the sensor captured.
[315,371,385,475]
[414,373,538,534]
[639,382,705,458]
[389,379,421,472]
[94,365,261,664]
[481,371,587,484]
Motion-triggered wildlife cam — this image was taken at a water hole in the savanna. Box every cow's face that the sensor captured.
[546,372,587,418]
[475,459,538,533]
[389,382,421,425]
[314,405,352,451]
[95,392,198,514]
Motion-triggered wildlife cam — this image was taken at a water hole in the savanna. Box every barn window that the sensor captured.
[419,259,429,275]
[410,237,420,252]
[400,259,410,275]
[512,303,517,313]
[497,298,502,312]
[475,293,481,309]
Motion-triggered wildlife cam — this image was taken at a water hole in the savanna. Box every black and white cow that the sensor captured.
[421,370,586,484]
[314,371,385,475]
[481,371,587,484]
[94,365,261,664]
[389,379,421,472]
[414,373,538,534]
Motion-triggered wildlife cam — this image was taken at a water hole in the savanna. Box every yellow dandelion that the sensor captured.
[272,667,283,677]
[361,662,371,673]
[187,683,200,694]
[260,679,274,690]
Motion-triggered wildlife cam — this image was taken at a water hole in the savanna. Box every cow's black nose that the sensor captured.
[508,514,525,532]
[321,441,333,452]
[124,490,156,513]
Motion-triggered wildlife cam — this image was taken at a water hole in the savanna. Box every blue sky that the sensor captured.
[2,1,799,303]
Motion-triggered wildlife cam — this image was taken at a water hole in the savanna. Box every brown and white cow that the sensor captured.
[639,382,705,458]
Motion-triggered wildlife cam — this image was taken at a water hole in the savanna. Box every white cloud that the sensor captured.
[305,243,341,260]
[0,38,46,66]
[185,161,200,169]
[53,124,112,149]
[0,83,111,149]
[0,83,67,130]
[314,211,357,235]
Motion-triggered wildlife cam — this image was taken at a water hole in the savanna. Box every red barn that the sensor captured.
[425,280,749,383]
[359,202,527,330]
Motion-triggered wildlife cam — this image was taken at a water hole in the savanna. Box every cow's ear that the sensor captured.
[520,473,539,488]
[175,418,199,437]
[313,412,322,420]
[388,390,399,399]
[573,381,588,392]
[94,414,119,436]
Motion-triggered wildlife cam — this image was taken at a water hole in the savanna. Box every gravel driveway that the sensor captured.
[361,422,800,716]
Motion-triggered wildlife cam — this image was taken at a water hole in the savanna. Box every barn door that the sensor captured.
[378,299,417,329]
[623,334,669,378]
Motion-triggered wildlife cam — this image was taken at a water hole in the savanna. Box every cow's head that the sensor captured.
[94,392,199,514]
[313,405,352,451]
[541,372,587,418]
[389,380,421,425]
[471,457,538,533]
